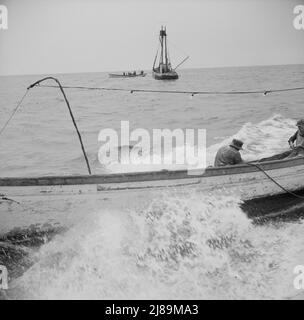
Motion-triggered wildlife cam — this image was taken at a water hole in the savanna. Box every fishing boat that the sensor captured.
[1,156,304,202]
[152,26,189,80]
[109,71,147,78]
[1,156,304,233]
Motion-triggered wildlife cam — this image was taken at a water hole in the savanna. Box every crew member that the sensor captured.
[214,139,244,167]
[287,119,304,158]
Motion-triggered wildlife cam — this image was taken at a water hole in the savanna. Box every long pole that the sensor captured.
[174,56,190,71]
[160,27,164,72]
[164,27,168,68]
[28,77,92,175]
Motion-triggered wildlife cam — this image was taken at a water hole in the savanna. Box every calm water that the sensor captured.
[1,64,304,299]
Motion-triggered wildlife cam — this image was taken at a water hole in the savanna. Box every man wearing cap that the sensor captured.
[214,139,244,167]
[287,119,304,158]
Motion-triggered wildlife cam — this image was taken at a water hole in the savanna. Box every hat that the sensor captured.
[296,119,304,127]
[230,139,244,150]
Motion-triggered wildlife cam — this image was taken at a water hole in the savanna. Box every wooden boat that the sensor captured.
[1,155,304,233]
[152,26,189,80]
[1,156,304,201]
[109,72,147,78]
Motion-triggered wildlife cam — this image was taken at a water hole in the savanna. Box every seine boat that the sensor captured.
[108,72,147,78]
[1,156,304,202]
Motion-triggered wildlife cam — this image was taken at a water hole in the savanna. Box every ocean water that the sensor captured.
[1,64,304,299]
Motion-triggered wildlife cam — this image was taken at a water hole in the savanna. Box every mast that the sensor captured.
[153,26,179,79]
[159,26,167,73]
[164,27,168,68]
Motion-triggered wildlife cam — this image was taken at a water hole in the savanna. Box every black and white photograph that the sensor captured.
[1,0,304,303]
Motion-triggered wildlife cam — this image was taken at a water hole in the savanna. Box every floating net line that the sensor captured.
[36,84,304,96]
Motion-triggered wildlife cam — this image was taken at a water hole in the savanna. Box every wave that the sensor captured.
[207,114,296,164]
[101,114,296,172]
[7,191,304,300]
[2,114,303,300]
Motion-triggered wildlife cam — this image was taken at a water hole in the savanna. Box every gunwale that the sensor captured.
[1,156,303,187]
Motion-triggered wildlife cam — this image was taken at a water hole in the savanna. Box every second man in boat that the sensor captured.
[288,119,304,158]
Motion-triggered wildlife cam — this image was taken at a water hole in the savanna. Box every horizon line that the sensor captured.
[1,62,303,78]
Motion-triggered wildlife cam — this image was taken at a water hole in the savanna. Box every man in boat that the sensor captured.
[259,119,304,162]
[214,139,244,167]
[287,119,304,158]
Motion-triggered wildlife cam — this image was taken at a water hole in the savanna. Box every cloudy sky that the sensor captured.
[0,0,303,75]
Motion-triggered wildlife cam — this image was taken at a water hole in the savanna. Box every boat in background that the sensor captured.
[152,26,189,80]
[109,71,147,78]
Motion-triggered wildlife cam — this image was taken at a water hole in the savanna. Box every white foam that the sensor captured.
[104,114,297,172]
[8,114,304,300]
[10,191,304,300]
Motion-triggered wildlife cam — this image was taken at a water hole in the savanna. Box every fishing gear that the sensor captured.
[27,77,92,175]
[0,90,29,137]
[247,162,304,200]
[35,83,304,96]
[0,194,20,204]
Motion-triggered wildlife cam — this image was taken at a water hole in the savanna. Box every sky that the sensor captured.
[0,0,304,76]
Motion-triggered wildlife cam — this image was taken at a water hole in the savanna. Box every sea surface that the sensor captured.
[1,64,304,299]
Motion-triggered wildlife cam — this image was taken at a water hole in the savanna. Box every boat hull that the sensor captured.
[1,157,304,201]
[108,73,147,78]
[152,71,179,80]
[1,157,304,231]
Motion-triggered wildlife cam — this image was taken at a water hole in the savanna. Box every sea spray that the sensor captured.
[2,113,304,299]
[7,191,304,300]
[131,193,257,299]
[105,114,296,172]
[130,193,304,299]
[207,114,296,164]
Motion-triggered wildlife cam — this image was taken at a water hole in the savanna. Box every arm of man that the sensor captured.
[288,131,298,145]
[234,151,244,165]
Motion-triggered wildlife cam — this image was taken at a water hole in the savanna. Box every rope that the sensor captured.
[36,84,304,96]
[0,90,29,137]
[28,77,92,175]
[0,194,20,205]
[243,162,304,222]
[167,39,190,60]
[0,193,52,218]
[153,44,160,69]
[247,162,304,200]
[0,79,92,175]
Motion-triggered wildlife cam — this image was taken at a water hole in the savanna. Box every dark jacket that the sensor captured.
[214,145,243,167]
[289,130,304,149]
